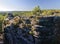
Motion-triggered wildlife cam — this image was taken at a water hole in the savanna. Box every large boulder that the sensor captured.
[7,13,14,20]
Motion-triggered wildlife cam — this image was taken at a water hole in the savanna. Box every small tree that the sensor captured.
[32,6,41,16]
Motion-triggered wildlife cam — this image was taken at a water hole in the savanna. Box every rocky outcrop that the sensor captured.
[3,15,60,44]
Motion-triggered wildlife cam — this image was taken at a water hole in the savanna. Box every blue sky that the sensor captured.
[0,0,60,11]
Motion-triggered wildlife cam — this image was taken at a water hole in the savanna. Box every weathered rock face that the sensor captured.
[36,16,55,44]
[3,16,60,44]
[54,16,60,43]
